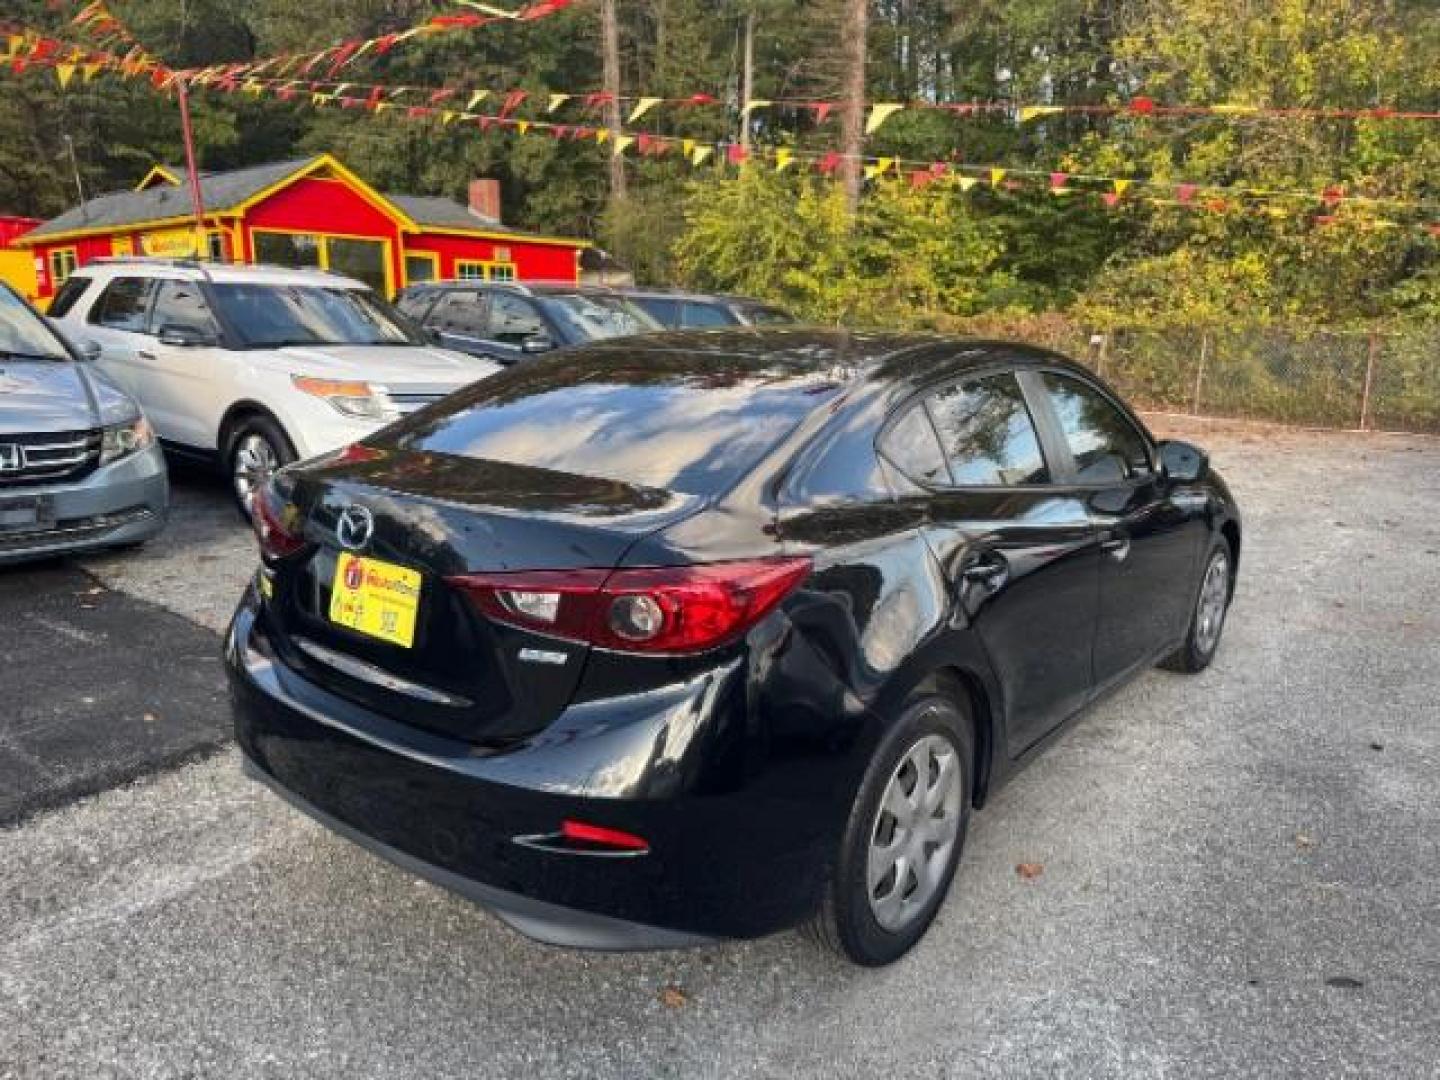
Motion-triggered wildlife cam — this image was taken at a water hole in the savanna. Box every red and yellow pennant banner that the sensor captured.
[66,0,169,76]
[1,28,162,87]
[177,0,577,84]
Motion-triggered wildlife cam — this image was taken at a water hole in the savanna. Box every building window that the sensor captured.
[455,259,516,282]
[48,248,78,286]
[206,231,227,262]
[405,253,438,286]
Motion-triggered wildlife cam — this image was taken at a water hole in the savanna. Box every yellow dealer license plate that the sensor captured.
[328,553,422,648]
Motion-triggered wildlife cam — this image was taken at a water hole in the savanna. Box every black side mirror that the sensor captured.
[520,335,554,355]
[1159,439,1209,483]
[157,323,216,348]
[426,327,444,346]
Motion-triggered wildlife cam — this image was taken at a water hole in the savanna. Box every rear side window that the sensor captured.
[631,297,681,327]
[926,373,1049,486]
[385,351,844,496]
[878,404,949,487]
[486,295,547,344]
[47,276,93,319]
[395,290,435,321]
[681,302,736,328]
[89,277,154,332]
[429,292,488,336]
[149,280,217,337]
[1040,373,1152,483]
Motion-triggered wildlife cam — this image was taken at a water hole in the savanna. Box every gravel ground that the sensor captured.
[2,423,1438,1079]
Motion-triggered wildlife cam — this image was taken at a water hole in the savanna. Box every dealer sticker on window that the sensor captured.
[328,553,422,648]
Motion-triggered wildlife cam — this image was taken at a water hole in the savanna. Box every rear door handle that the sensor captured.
[960,555,1009,587]
[1100,534,1131,561]
[136,350,156,361]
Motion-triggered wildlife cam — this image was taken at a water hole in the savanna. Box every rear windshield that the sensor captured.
[383,350,845,496]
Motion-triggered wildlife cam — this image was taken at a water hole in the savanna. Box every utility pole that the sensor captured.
[740,8,754,151]
[838,0,868,213]
[601,0,627,203]
[176,79,208,256]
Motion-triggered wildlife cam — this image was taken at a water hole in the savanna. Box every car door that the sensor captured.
[1027,369,1206,689]
[84,275,160,419]
[423,290,491,358]
[898,367,1103,757]
[137,278,228,450]
[482,293,552,362]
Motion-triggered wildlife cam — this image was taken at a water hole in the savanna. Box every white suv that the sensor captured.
[50,260,501,510]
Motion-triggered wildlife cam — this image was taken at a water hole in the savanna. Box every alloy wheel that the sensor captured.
[866,732,963,932]
[232,432,279,510]
[1195,550,1231,656]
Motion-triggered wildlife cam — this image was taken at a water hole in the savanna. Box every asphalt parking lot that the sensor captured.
[2,422,1438,1079]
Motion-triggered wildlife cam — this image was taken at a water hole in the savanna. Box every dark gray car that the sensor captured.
[0,283,167,564]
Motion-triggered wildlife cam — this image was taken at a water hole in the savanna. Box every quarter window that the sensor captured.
[486,294,546,345]
[428,292,489,337]
[1040,373,1152,483]
[89,277,155,332]
[878,404,949,487]
[925,373,1049,486]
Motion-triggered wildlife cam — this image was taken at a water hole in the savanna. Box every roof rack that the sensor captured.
[88,256,216,283]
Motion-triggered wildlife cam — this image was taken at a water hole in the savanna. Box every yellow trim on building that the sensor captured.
[402,250,440,287]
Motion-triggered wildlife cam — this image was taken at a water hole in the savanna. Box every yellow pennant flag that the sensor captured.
[311,93,332,108]
[55,64,77,89]
[595,128,610,145]
[681,138,696,157]
[1113,178,1132,196]
[244,80,264,96]
[989,167,1006,188]
[627,97,662,123]
[516,120,530,134]
[442,111,459,125]
[692,145,714,166]
[82,62,103,81]
[467,90,489,110]
[1019,105,1063,122]
[740,99,772,118]
[873,157,895,176]
[613,135,635,157]
[958,176,979,192]
[775,148,794,172]
[1210,104,1259,115]
[547,93,570,113]
[865,103,904,134]
[863,164,878,180]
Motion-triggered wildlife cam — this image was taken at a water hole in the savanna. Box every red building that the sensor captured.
[13,154,587,302]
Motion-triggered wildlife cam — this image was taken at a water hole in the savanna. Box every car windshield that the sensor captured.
[209,283,422,348]
[541,293,661,342]
[0,286,69,361]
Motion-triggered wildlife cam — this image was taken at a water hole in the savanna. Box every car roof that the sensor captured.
[404,280,612,297]
[577,327,1085,391]
[73,259,369,291]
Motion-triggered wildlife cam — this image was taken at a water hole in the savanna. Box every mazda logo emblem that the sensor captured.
[336,505,375,551]
[0,444,22,473]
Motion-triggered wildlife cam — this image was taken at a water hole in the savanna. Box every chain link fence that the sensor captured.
[953,317,1440,434]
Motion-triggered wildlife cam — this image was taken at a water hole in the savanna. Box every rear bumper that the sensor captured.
[226,589,854,947]
[0,444,168,564]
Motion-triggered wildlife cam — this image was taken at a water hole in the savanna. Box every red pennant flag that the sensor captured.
[637,132,653,155]
[372,34,400,56]
[150,68,168,89]
[552,125,569,139]
[1428,223,1440,238]
[810,102,834,125]
[686,93,717,106]
[930,162,949,176]
[340,96,363,109]
[1205,197,1228,213]
[726,143,748,165]
[1177,183,1198,204]
[1049,171,1068,190]
[325,40,360,77]
[406,106,433,120]
[366,85,384,110]
[583,92,613,110]
[429,88,456,105]
[908,170,934,189]
[1321,185,1344,208]
[1315,214,1338,227]
[571,125,592,140]
[500,90,528,117]
[277,85,297,101]
[817,151,842,175]
[1102,192,1121,208]
[1130,96,1155,115]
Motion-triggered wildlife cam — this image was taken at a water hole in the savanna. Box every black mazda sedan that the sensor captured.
[226,329,1241,965]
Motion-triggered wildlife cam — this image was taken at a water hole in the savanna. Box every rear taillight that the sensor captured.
[448,557,812,655]
[251,482,306,561]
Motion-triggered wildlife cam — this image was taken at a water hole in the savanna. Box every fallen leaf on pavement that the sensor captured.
[1016,862,1044,880]
[659,985,687,1008]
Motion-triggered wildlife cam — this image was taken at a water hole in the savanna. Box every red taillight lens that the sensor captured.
[560,820,649,853]
[251,483,306,561]
[448,556,812,655]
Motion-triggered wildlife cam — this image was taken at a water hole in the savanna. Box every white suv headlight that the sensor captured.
[100,415,155,465]
[292,376,394,420]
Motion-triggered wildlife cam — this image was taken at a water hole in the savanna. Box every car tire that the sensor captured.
[225,414,295,519]
[1160,535,1234,673]
[804,690,974,966]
